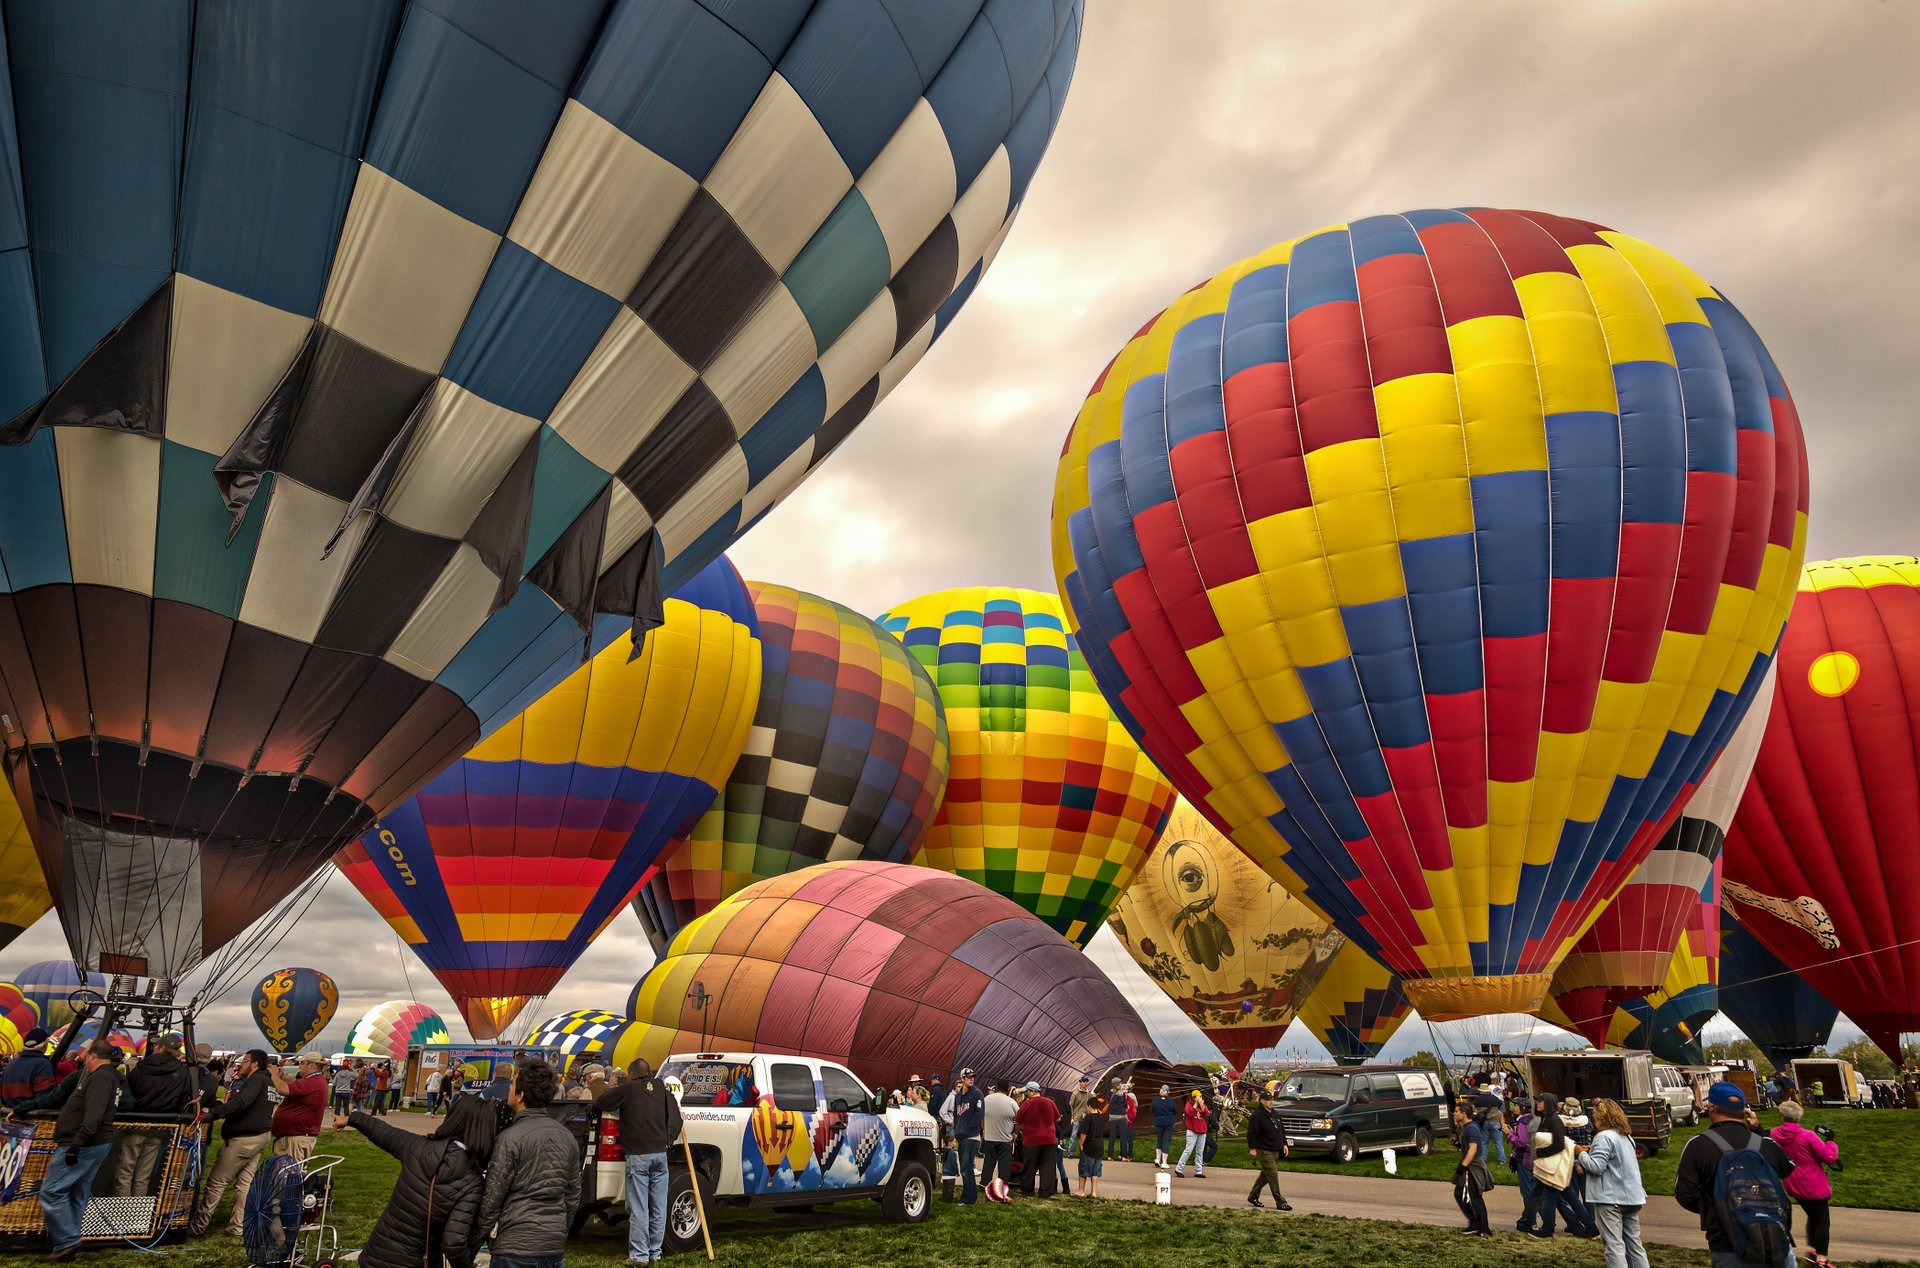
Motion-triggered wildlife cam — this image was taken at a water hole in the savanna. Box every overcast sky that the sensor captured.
[8,2,1915,1060]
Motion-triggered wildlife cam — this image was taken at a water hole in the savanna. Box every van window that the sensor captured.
[822,1066,870,1112]
[1279,1073,1352,1101]
[1396,1072,1439,1099]
[770,1062,817,1111]
[1350,1075,1375,1104]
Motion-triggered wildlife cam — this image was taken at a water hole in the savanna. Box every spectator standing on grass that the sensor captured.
[477,1061,580,1268]
[115,1031,196,1196]
[1014,1081,1060,1197]
[1524,1091,1596,1239]
[595,1057,683,1265]
[1244,1085,1292,1211]
[1509,1101,1538,1232]
[981,1080,1018,1190]
[190,1049,275,1237]
[2,1027,57,1106]
[1674,1082,1795,1268]
[1576,1098,1650,1268]
[38,1040,123,1263]
[950,1070,985,1205]
[331,1061,354,1116]
[1105,1078,1129,1161]
[1771,1099,1840,1268]
[373,1063,391,1115]
[1066,1076,1091,1158]
[1075,1095,1107,1196]
[1173,1089,1209,1177]
[269,1051,330,1161]
[425,1065,445,1115]
[1051,1087,1073,1193]
[339,1093,494,1268]
[1150,1084,1180,1169]
[1451,1103,1491,1237]
[1562,1097,1599,1236]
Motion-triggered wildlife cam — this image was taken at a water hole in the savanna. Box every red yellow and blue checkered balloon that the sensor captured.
[1052,209,1808,1019]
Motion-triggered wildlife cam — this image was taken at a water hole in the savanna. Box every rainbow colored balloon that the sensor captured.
[338,558,762,1039]
[250,967,340,1055]
[1725,558,1920,1059]
[634,581,949,952]
[1053,209,1808,1018]
[345,1000,449,1061]
[1297,939,1411,1064]
[876,587,1175,946]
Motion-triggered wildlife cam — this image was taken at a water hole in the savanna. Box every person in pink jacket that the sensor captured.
[1770,1099,1840,1267]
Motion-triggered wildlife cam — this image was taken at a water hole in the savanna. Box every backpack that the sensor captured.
[1704,1128,1794,1265]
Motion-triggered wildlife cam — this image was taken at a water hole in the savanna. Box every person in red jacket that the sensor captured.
[1771,1100,1841,1267]
[1174,1090,1210,1178]
[1014,1083,1061,1197]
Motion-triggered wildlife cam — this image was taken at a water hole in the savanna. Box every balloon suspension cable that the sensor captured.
[187,864,336,1010]
[394,932,419,1004]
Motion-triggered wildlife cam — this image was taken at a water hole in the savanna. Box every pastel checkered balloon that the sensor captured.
[1053,209,1807,1019]
[877,588,1175,947]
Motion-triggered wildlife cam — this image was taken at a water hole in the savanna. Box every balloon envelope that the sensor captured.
[1297,939,1412,1065]
[0,779,49,954]
[1725,557,1920,1059]
[0,0,1081,988]
[1053,208,1807,1019]
[526,1009,630,1060]
[876,587,1176,946]
[251,967,340,1056]
[345,1000,449,1061]
[338,558,761,1039]
[634,581,949,952]
[614,860,1167,1094]
[1717,906,1839,1070]
[14,960,107,1031]
[1106,799,1339,1069]
[0,982,35,1054]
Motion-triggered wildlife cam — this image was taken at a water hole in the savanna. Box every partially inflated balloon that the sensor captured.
[0,780,48,953]
[876,588,1175,946]
[54,1019,135,1057]
[634,582,949,952]
[526,1009,630,1061]
[1717,906,1838,1069]
[0,0,1082,988]
[1297,939,1411,1065]
[345,1001,449,1061]
[613,861,1169,1094]
[1106,800,1338,1068]
[338,559,761,1039]
[0,982,35,1054]
[15,961,106,1031]
[1054,209,1807,1018]
[250,967,340,1056]
[1725,558,1920,1060]
[1549,664,1775,1042]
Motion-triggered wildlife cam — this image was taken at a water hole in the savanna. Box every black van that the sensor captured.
[1272,1065,1451,1164]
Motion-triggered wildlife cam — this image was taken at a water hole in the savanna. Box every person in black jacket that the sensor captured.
[190,1049,276,1237]
[337,1092,495,1268]
[113,1032,199,1197]
[1246,1086,1293,1210]
[1675,1082,1795,1266]
[40,1040,124,1261]
[596,1058,684,1265]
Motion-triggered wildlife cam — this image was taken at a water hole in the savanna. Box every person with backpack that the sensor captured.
[1149,1085,1180,1169]
[1770,1099,1839,1268]
[1451,1103,1491,1237]
[1576,1098,1651,1268]
[1675,1081,1796,1268]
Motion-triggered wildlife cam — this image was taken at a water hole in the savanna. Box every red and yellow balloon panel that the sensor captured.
[1053,209,1807,1019]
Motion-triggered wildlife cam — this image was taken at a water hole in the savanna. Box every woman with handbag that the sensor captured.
[1576,1099,1650,1268]
[336,1094,495,1267]
[1450,1104,1492,1237]
[1525,1093,1598,1238]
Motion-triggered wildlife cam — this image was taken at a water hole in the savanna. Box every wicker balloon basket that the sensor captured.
[0,1117,200,1246]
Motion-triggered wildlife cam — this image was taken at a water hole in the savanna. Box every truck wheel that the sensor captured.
[664,1165,716,1253]
[882,1158,933,1223]
[1332,1132,1358,1165]
[1410,1125,1432,1157]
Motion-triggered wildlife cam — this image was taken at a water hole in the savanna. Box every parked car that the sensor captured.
[577,1052,939,1252]
[1652,1064,1702,1125]
[1271,1065,1450,1164]
[1525,1050,1673,1153]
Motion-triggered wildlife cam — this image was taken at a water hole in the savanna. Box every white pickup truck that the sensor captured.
[579,1051,940,1252]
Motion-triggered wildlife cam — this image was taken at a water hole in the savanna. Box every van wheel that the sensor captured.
[1410,1125,1432,1157]
[664,1164,715,1253]
[882,1158,933,1223]
[1332,1132,1358,1165]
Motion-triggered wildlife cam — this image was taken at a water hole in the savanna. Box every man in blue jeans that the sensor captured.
[948,1070,985,1204]
[595,1057,684,1264]
[39,1039,124,1262]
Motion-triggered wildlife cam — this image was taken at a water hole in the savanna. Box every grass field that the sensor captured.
[1192,1107,1917,1211]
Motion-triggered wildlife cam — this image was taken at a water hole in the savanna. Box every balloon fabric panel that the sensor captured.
[526,1008,629,1058]
[634,581,949,951]
[1724,558,1920,1059]
[1296,938,1411,1064]
[0,0,1081,986]
[0,777,50,951]
[337,557,761,1039]
[1052,209,1808,1018]
[876,587,1176,947]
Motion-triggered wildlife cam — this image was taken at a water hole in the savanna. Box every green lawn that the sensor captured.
[1195,1108,1916,1211]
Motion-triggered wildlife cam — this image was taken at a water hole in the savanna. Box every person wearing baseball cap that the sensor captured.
[268,1051,330,1161]
[1066,1076,1093,1162]
[949,1070,986,1204]
[1014,1081,1060,1196]
[1674,1082,1796,1265]
[1,1026,57,1106]
[40,1040,124,1261]
[1245,1085,1292,1211]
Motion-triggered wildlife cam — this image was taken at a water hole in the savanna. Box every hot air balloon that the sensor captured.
[0,982,36,1054]
[15,960,107,1031]
[1724,557,1920,1060]
[875,588,1176,946]
[53,1018,136,1058]
[250,967,340,1056]
[1053,209,1808,1019]
[345,1000,449,1062]
[1297,939,1412,1065]
[337,556,760,1038]
[0,778,49,954]
[1717,906,1838,1070]
[613,861,1177,1094]
[0,0,1084,999]
[1547,664,1776,1043]
[526,1009,630,1061]
[1106,799,1339,1069]
[633,581,949,952]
